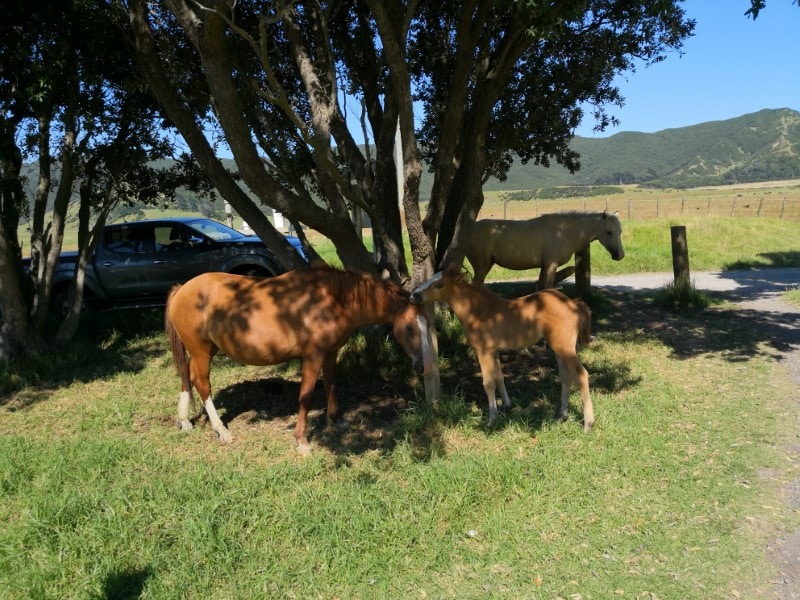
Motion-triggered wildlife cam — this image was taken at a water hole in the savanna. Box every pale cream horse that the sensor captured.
[465,211,625,287]
[410,269,594,431]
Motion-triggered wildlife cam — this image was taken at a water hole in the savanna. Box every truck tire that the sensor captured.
[230,265,275,278]
[51,288,95,320]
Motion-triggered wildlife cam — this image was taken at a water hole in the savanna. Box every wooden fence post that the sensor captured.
[575,243,591,297]
[670,225,690,284]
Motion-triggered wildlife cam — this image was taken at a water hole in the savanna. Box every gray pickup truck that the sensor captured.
[46,217,306,313]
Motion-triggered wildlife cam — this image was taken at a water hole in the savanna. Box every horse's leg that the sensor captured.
[322,350,346,427]
[168,325,194,432]
[177,388,193,432]
[477,350,500,425]
[494,355,511,413]
[553,266,576,284]
[574,358,594,432]
[295,355,324,456]
[554,354,571,422]
[190,352,232,444]
[538,261,559,290]
[555,352,594,432]
[203,395,231,443]
[468,254,492,285]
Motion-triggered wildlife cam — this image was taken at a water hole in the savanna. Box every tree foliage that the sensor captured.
[0,0,196,357]
[2,0,696,360]
[127,0,693,284]
[746,0,800,19]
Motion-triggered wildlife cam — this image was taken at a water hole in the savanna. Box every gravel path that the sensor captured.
[592,267,800,299]
[593,268,800,598]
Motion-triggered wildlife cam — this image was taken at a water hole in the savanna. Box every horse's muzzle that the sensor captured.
[613,250,625,261]
[409,292,423,305]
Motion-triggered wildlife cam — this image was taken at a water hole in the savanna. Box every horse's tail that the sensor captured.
[165,285,192,394]
[575,299,592,346]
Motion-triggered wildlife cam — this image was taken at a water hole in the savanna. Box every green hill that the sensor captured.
[21,108,800,212]
[483,108,800,191]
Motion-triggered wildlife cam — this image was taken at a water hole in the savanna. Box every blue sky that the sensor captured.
[574,0,800,137]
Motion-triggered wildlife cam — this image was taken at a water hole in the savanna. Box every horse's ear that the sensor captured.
[442,264,462,277]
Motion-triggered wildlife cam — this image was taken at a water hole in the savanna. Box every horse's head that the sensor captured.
[392,302,432,375]
[599,211,625,261]
[409,269,462,305]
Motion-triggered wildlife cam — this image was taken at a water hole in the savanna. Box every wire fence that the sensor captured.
[514,195,800,222]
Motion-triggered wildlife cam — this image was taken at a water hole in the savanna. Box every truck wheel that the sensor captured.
[51,289,94,319]
[232,266,273,278]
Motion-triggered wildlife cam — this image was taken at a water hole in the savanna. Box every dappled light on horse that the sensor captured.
[465,211,625,288]
[164,268,431,455]
[410,269,594,431]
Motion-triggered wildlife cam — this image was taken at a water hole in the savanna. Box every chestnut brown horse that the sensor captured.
[465,211,625,288]
[410,269,594,431]
[165,268,431,455]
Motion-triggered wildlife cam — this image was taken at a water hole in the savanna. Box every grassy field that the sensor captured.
[1,217,799,597]
[480,179,800,222]
[310,215,800,278]
[21,179,800,254]
[307,181,800,276]
[786,288,800,307]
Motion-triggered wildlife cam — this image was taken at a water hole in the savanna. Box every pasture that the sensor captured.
[2,216,800,598]
[480,179,800,222]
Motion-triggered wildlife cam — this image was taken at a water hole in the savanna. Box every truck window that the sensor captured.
[104,228,155,253]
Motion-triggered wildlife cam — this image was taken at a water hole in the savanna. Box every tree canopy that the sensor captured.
[0,0,199,356]
[2,0,696,359]
[128,0,694,283]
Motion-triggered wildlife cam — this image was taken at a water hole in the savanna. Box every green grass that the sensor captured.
[309,216,800,279]
[784,288,800,307]
[3,213,799,598]
[1,284,799,598]
[653,278,712,312]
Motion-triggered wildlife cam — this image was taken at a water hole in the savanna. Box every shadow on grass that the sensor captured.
[723,250,800,271]
[1,308,166,407]
[209,361,425,458]
[201,308,640,459]
[93,566,152,600]
[4,269,797,458]
[593,286,800,364]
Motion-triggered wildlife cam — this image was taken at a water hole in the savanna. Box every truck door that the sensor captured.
[149,223,213,294]
[95,225,158,298]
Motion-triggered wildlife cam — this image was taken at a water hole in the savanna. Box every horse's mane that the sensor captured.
[313,266,408,307]
[539,210,613,219]
[443,269,504,301]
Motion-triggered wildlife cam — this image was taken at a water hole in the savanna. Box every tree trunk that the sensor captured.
[0,231,44,360]
[129,0,309,273]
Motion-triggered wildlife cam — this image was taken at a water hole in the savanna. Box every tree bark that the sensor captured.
[162,0,377,272]
[129,0,309,272]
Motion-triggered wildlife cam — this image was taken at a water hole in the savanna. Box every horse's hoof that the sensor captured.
[325,418,350,431]
[177,420,194,432]
[583,420,595,433]
[215,428,233,444]
[296,441,313,457]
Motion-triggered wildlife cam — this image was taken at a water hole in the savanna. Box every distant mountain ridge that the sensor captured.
[22,109,800,212]
[483,108,800,191]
